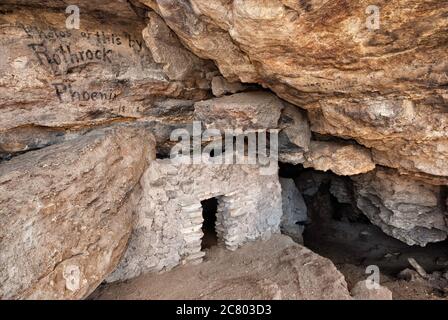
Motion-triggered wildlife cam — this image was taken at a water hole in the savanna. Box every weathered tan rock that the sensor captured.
[0,126,78,156]
[0,1,213,146]
[352,168,448,246]
[194,91,283,130]
[141,0,448,180]
[304,140,376,176]
[280,178,307,243]
[307,100,448,178]
[1,0,447,297]
[143,11,215,82]
[278,103,311,164]
[211,76,249,97]
[0,125,154,299]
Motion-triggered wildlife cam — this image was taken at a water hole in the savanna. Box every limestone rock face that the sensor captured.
[94,235,353,300]
[194,91,283,130]
[352,168,448,246]
[278,104,311,165]
[0,125,154,299]
[303,141,375,176]
[143,11,215,82]
[141,0,448,180]
[1,0,447,299]
[0,0,214,156]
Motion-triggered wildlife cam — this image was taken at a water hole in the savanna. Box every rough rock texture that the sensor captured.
[211,75,249,97]
[278,103,311,164]
[108,157,283,282]
[194,91,283,130]
[143,11,214,82]
[93,235,352,300]
[303,140,375,176]
[280,178,307,243]
[2,0,448,300]
[141,0,448,180]
[295,169,354,205]
[352,168,448,246]
[0,124,154,299]
[0,0,214,156]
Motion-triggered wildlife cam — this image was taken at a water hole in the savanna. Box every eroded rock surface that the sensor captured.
[280,178,307,243]
[0,125,154,299]
[0,0,214,156]
[352,168,448,246]
[211,76,249,97]
[194,91,283,130]
[303,140,375,176]
[351,281,393,300]
[1,0,447,300]
[141,0,448,180]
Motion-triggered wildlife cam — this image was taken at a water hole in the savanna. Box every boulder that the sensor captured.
[194,91,283,130]
[142,0,448,180]
[303,141,376,176]
[0,125,154,299]
[211,76,249,97]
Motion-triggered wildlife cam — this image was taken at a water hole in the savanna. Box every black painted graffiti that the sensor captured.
[16,23,73,40]
[28,43,113,74]
[52,83,118,103]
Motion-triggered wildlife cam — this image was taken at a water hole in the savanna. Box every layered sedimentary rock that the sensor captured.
[0,0,214,157]
[194,91,283,130]
[0,125,154,299]
[1,0,447,300]
[139,0,448,247]
[211,75,250,97]
[95,235,352,300]
[352,168,448,246]
[278,103,311,164]
[141,0,448,180]
[303,141,375,176]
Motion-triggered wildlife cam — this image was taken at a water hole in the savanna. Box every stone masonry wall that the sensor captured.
[107,157,283,282]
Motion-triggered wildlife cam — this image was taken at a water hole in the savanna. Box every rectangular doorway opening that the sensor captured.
[201,197,219,250]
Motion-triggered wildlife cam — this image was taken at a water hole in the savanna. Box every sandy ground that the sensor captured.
[90,224,448,300]
[90,235,352,300]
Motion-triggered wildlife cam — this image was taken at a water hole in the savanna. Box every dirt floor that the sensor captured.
[90,186,448,301]
[90,235,352,300]
[302,186,448,300]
